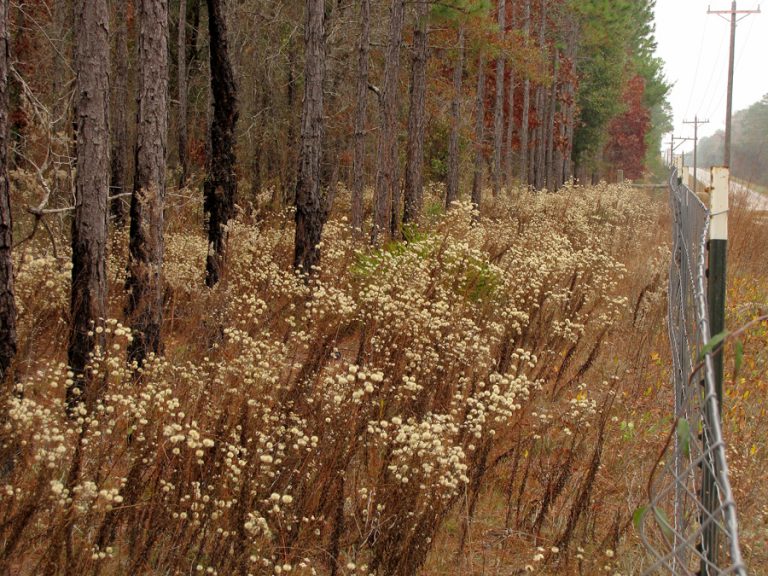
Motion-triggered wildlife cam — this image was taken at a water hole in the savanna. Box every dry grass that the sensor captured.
[717,199,768,574]
[0,179,685,575]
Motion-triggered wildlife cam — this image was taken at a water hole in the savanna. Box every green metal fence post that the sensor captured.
[702,166,729,575]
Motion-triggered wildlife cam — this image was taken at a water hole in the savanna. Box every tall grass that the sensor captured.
[1,180,672,575]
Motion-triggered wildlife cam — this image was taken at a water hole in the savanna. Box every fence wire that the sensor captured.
[637,170,746,575]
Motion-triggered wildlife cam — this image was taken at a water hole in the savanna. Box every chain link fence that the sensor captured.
[636,169,746,575]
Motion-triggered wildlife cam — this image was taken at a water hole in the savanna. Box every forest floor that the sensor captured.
[0,179,766,575]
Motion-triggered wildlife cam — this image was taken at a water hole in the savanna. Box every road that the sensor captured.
[694,167,768,211]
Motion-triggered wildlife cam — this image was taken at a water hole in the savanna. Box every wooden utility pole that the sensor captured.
[683,116,709,194]
[708,2,760,167]
[701,6,758,573]
[668,134,693,180]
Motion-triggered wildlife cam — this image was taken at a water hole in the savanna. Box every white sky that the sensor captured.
[654,0,767,154]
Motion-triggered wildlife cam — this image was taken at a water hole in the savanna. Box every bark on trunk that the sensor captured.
[250,76,267,201]
[562,29,577,185]
[177,0,188,187]
[69,0,110,409]
[204,0,238,287]
[471,55,486,211]
[280,37,298,208]
[563,83,575,183]
[350,0,370,232]
[504,4,516,188]
[402,0,429,226]
[519,0,530,186]
[52,0,72,133]
[545,53,558,191]
[109,0,129,225]
[492,0,506,197]
[293,0,326,276]
[533,85,544,189]
[554,112,565,190]
[126,0,168,367]
[445,25,464,209]
[0,0,16,383]
[372,0,404,243]
[533,0,546,190]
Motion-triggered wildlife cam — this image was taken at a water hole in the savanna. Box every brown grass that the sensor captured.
[0,179,682,575]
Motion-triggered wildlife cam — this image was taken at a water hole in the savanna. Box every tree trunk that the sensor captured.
[52,0,72,133]
[445,24,464,209]
[554,111,565,190]
[519,0,530,187]
[534,85,545,189]
[351,0,370,232]
[504,4,516,188]
[69,0,110,409]
[204,0,238,287]
[177,0,188,187]
[563,82,575,183]
[109,0,129,225]
[279,36,298,208]
[471,54,486,211]
[403,0,429,226]
[372,0,404,243]
[562,28,577,185]
[533,0,546,190]
[126,0,168,367]
[0,0,16,384]
[294,0,326,276]
[188,0,201,66]
[250,76,267,201]
[492,0,506,197]
[545,53,558,191]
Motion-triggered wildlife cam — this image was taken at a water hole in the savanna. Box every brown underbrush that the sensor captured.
[1,181,675,575]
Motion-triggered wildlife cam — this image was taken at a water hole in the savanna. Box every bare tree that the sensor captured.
[403,0,429,226]
[351,0,370,232]
[445,24,464,209]
[204,0,238,287]
[69,0,110,408]
[471,54,486,210]
[293,0,326,275]
[0,0,15,383]
[372,0,404,243]
[126,0,168,366]
[492,0,505,196]
[178,0,188,187]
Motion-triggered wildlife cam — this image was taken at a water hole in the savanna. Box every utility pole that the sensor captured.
[701,5,758,575]
[668,133,675,166]
[683,116,709,194]
[668,134,693,182]
[708,2,760,167]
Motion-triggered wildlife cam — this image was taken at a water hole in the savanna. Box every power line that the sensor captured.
[707,2,761,167]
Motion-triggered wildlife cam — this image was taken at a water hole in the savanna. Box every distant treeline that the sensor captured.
[690,94,768,187]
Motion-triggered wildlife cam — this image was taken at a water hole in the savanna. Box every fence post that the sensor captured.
[709,166,728,410]
[701,165,729,575]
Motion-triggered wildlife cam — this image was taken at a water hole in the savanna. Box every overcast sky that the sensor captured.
[653,0,767,154]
